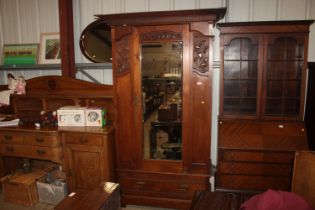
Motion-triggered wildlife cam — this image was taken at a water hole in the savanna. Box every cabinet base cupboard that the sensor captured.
[98,8,226,209]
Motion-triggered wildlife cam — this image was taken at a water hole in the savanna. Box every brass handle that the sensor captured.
[79,137,88,144]
[37,149,46,155]
[136,181,145,185]
[4,135,12,141]
[136,181,146,189]
[35,137,45,143]
[5,147,14,152]
[178,184,189,192]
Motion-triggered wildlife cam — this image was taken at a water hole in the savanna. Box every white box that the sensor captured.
[85,109,106,127]
[57,108,85,126]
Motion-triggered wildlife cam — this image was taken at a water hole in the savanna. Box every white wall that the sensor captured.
[0,0,60,84]
[0,0,315,165]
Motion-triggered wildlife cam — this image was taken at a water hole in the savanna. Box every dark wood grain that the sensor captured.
[54,182,120,210]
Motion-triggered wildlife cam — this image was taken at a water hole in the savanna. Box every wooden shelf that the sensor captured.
[0,63,112,71]
[0,64,61,71]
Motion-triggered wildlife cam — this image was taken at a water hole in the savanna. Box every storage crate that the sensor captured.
[1,170,46,206]
[37,176,68,205]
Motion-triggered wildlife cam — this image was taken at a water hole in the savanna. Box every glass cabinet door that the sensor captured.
[264,36,304,117]
[222,37,259,116]
[141,42,183,160]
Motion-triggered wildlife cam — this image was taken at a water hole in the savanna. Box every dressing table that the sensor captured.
[0,76,115,192]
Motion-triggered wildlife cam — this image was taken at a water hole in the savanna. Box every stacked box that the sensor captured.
[1,170,46,206]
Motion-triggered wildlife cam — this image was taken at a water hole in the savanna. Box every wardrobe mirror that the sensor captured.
[141,42,183,161]
[79,19,112,63]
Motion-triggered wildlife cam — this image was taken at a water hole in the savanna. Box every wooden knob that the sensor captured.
[35,137,45,143]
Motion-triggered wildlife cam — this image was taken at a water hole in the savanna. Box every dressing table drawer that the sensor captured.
[64,133,104,146]
[1,145,63,162]
[0,133,24,144]
[25,134,60,147]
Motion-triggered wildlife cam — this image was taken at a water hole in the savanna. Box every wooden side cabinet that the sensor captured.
[62,126,115,192]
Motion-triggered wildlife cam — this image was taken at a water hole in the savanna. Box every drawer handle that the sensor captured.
[136,181,145,188]
[178,184,189,192]
[4,135,12,141]
[5,147,14,152]
[37,149,46,155]
[35,137,45,143]
[79,138,88,144]
[136,181,146,186]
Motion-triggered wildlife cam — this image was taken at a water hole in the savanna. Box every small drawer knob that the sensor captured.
[35,137,45,143]
[5,147,14,152]
[37,149,46,155]
[4,135,12,141]
[79,138,88,144]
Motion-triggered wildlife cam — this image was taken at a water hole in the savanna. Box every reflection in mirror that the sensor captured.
[80,19,111,63]
[141,42,183,161]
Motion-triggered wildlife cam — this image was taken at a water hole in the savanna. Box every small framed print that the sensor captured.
[39,32,61,64]
[2,44,39,65]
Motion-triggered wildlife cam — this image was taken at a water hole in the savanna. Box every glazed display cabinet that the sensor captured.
[216,21,313,192]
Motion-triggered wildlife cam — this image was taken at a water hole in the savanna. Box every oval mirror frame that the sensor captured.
[79,19,112,63]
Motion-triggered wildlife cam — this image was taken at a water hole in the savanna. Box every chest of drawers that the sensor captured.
[216,119,308,191]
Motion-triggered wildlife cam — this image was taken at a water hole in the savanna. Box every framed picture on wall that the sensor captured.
[39,32,61,64]
[2,44,39,65]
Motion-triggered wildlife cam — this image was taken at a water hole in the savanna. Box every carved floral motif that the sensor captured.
[141,31,182,42]
[115,36,130,76]
[193,32,209,74]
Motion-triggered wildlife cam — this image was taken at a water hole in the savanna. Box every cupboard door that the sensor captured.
[263,34,306,120]
[66,146,104,191]
[220,34,262,118]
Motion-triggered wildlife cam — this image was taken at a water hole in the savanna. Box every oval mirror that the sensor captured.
[79,19,112,63]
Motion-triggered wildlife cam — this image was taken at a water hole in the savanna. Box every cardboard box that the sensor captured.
[1,171,46,206]
[85,109,106,127]
[37,177,68,205]
[57,108,85,126]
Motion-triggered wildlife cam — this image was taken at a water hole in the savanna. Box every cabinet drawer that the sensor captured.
[0,145,63,163]
[216,174,291,191]
[220,150,294,163]
[64,133,104,146]
[120,178,203,200]
[0,133,24,144]
[25,134,60,147]
[218,162,292,176]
